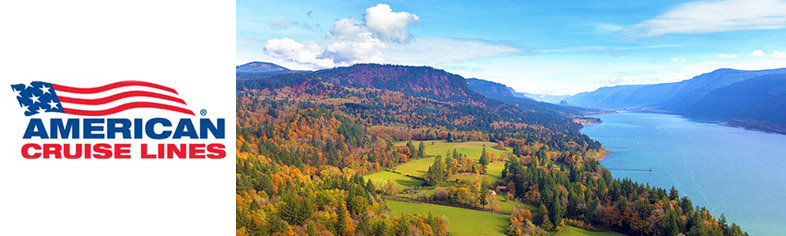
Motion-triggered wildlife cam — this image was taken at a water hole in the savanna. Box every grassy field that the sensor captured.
[372,141,621,236]
[393,140,510,161]
[386,198,510,236]
[555,226,626,236]
[494,194,536,214]
[391,140,513,183]
[365,170,423,191]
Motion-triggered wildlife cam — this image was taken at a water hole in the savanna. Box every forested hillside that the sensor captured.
[235,63,746,236]
[564,68,786,133]
[686,74,786,133]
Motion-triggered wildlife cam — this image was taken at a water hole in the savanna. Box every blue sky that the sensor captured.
[238,0,786,95]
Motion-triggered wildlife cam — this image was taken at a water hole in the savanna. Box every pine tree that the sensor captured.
[417,141,426,158]
[406,141,417,158]
[670,186,679,200]
[541,214,554,231]
[337,204,349,235]
[479,147,490,170]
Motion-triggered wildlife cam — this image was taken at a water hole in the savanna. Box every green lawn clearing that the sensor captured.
[555,226,626,236]
[386,197,510,236]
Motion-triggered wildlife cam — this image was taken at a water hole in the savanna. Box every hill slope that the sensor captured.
[564,68,786,133]
[235,62,748,236]
[686,74,786,132]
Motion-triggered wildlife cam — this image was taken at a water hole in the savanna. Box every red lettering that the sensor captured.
[21,143,41,159]
[189,144,206,159]
[43,144,62,159]
[207,143,225,159]
[115,144,131,159]
[93,143,112,159]
[141,144,156,159]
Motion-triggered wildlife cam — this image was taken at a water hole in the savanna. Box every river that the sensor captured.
[581,111,786,236]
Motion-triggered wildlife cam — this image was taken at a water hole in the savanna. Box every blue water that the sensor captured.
[581,112,786,236]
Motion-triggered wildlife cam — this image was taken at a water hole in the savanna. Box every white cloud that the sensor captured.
[324,18,386,65]
[671,58,686,62]
[718,53,737,58]
[750,49,766,57]
[327,19,368,40]
[773,50,786,58]
[364,4,420,43]
[264,38,336,68]
[627,0,786,37]
[263,4,520,68]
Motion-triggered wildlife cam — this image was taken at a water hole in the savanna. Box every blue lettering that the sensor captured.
[173,119,198,139]
[107,119,131,139]
[146,118,171,139]
[200,118,224,139]
[83,119,104,139]
[51,119,80,138]
[23,119,48,139]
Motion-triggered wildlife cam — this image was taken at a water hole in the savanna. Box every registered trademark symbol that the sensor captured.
[200,109,207,116]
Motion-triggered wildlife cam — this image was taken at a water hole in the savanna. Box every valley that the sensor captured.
[235,62,748,236]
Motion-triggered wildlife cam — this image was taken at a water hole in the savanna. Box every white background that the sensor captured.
[0,1,235,235]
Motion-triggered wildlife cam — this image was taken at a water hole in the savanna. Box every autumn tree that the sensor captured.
[406,141,417,158]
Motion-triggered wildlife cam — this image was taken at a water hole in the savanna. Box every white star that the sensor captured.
[22,82,33,89]
[36,107,47,114]
[21,105,30,113]
[30,94,40,104]
[39,84,51,94]
[48,100,59,109]
[12,88,21,97]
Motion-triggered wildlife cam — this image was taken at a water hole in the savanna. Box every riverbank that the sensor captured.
[582,111,786,236]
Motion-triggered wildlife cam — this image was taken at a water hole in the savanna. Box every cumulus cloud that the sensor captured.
[773,50,786,58]
[718,53,737,58]
[263,3,520,68]
[627,0,786,37]
[264,38,335,68]
[364,4,420,43]
[750,49,766,57]
[671,58,686,62]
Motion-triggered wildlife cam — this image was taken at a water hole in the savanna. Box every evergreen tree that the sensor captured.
[417,141,426,158]
[337,204,349,235]
[406,141,417,158]
[479,147,490,171]
[669,186,679,200]
[541,214,554,231]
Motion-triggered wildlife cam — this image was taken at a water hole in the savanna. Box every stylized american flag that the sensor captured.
[10,81,194,116]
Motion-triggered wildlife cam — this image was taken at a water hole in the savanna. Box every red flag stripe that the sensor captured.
[58,91,187,105]
[63,102,195,116]
[52,81,179,94]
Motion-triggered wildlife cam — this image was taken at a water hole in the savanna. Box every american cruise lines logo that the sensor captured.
[10,80,226,160]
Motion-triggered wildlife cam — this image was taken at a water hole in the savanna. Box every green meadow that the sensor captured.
[392,140,513,183]
[555,226,626,236]
[386,198,509,236]
[368,141,620,236]
[364,170,423,191]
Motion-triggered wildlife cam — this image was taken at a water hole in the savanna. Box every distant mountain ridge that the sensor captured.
[236,61,307,79]
[236,62,607,136]
[466,78,606,120]
[316,64,483,101]
[564,68,786,133]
